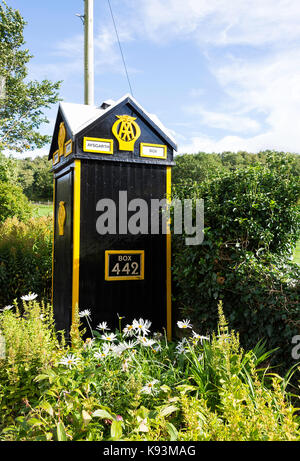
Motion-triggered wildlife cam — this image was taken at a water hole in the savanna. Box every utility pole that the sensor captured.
[84,0,94,105]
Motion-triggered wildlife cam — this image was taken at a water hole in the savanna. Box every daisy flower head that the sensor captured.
[94,344,110,360]
[177,319,192,329]
[175,337,188,355]
[0,305,13,312]
[101,332,117,342]
[21,293,38,302]
[123,324,135,337]
[141,379,159,394]
[96,321,109,331]
[59,354,80,369]
[138,336,156,347]
[151,344,162,353]
[79,309,91,318]
[192,331,210,344]
[132,318,151,336]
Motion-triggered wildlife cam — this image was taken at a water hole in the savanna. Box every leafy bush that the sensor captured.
[172,153,300,369]
[0,217,52,307]
[0,301,299,441]
[0,181,32,222]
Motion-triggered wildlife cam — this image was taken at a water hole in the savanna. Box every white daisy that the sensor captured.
[175,338,188,354]
[0,305,13,312]
[96,321,109,331]
[21,293,38,301]
[132,318,152,336]
[141,379,159,394]
[101,332,117,342]
[79,309,91,318]
[123,324,135,337]
[59,354,80,369]
[177,319,193,329]
[151,344,162,353]
[138,336,156,347]
[192,331,210,344]
[94,343,111,360]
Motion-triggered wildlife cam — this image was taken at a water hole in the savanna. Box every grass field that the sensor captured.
[32,202,53,217]
[293,239,300,264]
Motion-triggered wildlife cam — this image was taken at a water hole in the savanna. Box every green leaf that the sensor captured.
[159,405,179,418]
[92,409,113,420]
[110,420,122,440]
[40,401,54,417]
[166,422,178,441]
[56,421,67,441]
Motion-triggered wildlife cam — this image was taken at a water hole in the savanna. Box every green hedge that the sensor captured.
[172,153,300,369]
[0,217,52,307]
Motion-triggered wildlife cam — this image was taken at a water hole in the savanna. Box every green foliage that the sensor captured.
[0,0,61,153]
[0,304,299,441]
[15,155,53,201]
[0,180,32,222]
[172,152,300,368]
[0,217,52,306]
[0,298,60,429]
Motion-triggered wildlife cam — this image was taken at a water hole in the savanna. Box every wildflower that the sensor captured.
[122,359,131,372]
[192,331,210,344]
[79,309,91,318]
[123,324,135,337]
[119,340,137,350]
[132,318,151,336]
[59,354,80,369]
[84,338,94,349]
[151,344,162,353]
[177,319,192,329]
[138,336,156,347]
[141,379,159,394]
[21,293,38,301]
[96,321,109,331]
[111,343,127,356]
[94,343,111,360]
[116,415,123,421]
[101,332,117,342]
[175,338,188,354]
[0,305,13,312]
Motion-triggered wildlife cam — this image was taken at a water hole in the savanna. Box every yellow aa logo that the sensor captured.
[112,115,141,152]
[58,201,66,236]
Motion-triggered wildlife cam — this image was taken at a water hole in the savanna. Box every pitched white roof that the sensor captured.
[59,93,176,146]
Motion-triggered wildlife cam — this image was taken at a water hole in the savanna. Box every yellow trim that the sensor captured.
[72,160,81,324]
[64,139,73,157]
[51,179,55,306]
[83,137,114,154]
[53,150,60,165]
[166,166,172,341]
[140,143,167,159]
[105,250,145,281]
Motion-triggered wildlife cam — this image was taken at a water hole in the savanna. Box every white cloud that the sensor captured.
[129,0,300,153]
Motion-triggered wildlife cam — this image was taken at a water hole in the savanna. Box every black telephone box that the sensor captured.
[49,94,177,339]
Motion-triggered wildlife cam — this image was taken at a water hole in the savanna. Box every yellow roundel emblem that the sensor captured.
[58,122,66,156]
[58,201,66,236]
[112,115,141,152]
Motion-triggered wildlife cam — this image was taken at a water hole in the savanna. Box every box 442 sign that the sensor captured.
[105,250,145,281]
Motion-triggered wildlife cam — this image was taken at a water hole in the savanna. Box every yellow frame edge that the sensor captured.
[52,150,60,165]
[140,143,167,159]
[83,137,114,155]
[64,139,73,157]
[105,250,145,281]
[166,166,172,341]
[72,160,81,324]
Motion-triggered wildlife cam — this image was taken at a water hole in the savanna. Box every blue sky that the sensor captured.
[6,0,300,156]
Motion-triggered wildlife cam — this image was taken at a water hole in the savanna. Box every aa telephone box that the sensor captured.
[49,94,177,339]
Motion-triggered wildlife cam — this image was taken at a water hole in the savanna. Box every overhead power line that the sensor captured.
[107,0,134,97]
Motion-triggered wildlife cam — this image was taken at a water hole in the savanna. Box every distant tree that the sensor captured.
[0,1,61,153]
[0,180,32,221]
